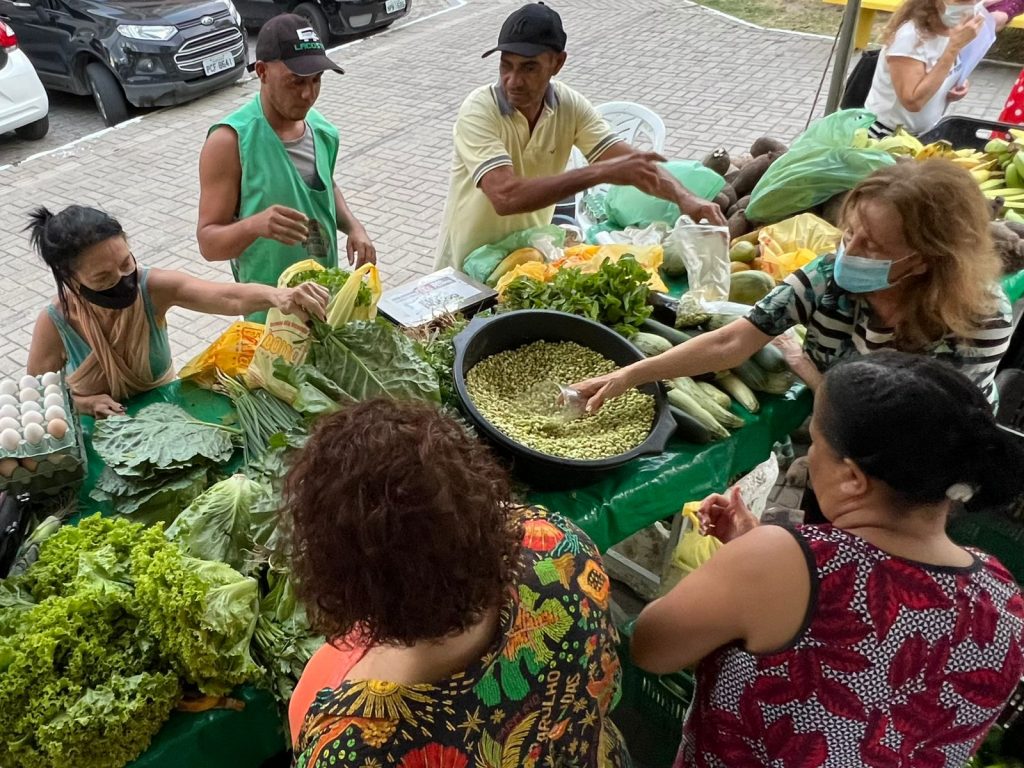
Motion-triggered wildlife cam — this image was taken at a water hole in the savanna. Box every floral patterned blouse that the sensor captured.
[294,507,630,768]
[745,255,1013,404]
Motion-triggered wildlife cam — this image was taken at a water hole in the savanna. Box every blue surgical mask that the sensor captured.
[942,2,975,28]
[833,241,902,293]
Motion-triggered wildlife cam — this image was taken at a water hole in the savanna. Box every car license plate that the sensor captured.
[202,51,235,77]
[385,0,406,14]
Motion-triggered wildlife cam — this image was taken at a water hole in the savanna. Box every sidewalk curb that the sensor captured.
[0,0,469,174]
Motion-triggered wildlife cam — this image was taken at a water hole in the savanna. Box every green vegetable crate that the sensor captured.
[616,620,694,767]
[0,374,87,496]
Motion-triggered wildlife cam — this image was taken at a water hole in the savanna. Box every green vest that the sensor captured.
[212,95,339,322]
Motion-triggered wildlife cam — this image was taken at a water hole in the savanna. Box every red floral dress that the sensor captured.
[678,524,1024,768]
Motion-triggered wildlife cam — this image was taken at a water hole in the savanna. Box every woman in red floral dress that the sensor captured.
[633,350,1024,768]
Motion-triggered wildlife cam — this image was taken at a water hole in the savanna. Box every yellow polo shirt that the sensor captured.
[434,80,621,271]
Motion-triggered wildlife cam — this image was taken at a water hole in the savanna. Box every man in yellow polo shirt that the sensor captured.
[435,2,726,271]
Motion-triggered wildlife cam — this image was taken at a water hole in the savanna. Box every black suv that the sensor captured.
[0,0,247,126]
[236,0,410,45]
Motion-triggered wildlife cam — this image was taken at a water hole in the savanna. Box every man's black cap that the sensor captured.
[482,2,566,59]
[255,14,344,75]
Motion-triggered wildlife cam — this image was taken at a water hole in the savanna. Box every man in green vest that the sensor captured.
[197,13,375,322]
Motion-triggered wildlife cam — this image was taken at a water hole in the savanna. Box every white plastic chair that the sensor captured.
[573,101,667,234]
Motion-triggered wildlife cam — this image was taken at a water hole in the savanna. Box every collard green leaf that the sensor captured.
[309,320,441,404]
[91,465,209,518]
[91,403,236,474]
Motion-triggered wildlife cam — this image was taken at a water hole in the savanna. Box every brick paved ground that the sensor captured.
[0,0,1019,375]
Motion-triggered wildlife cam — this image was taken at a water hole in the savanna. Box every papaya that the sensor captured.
[729,241,757,263]
[730,261,750,273]
[729,270,775,304]
[486,247,544,286]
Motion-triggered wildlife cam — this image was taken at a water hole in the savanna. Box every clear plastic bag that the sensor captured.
[605,160,726,228]
[664,216,731,300]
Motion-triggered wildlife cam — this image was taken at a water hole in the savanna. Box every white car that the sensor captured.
[0,20,48,141]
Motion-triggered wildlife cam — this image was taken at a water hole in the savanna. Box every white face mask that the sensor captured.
[942,2,975,28]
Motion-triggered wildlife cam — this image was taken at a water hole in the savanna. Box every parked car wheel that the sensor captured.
[86,62,129,127]
[14,114,48,141]
[294,2,331,44]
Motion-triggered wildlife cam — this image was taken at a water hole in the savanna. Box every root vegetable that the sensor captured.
[750,137,788,157]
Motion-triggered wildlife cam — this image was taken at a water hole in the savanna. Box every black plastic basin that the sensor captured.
[453,310,676,489]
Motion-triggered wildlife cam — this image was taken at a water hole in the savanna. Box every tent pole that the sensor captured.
[825,0,864,114]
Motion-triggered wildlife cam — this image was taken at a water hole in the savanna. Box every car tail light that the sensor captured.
[0,22,17,50]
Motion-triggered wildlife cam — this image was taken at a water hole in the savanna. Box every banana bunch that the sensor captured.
[873,128,923,156]
[974,130,1024,220]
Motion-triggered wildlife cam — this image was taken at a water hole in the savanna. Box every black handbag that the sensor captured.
[0,491,27,578]
[840,49,880,110]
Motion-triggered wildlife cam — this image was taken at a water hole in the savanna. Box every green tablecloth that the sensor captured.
[530,388,812,551]
[71,374,810,768]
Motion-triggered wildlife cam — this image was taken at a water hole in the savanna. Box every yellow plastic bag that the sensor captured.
[244,260,382,400]
[179,321,264,390]
[671,502,723,576]
[757,213,841,280]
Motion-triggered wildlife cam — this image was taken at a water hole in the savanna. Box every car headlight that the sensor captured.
[118,24,177,41]
[223,0,242,26]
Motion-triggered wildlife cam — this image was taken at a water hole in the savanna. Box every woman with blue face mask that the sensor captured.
[863,0,985,137]
[572,160,1013,410]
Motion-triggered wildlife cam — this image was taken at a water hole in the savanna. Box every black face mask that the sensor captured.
[77,268,139,310]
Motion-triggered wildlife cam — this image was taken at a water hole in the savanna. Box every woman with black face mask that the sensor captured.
[25,205,330,417]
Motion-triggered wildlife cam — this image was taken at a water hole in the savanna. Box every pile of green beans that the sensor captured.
[465,341,654,460]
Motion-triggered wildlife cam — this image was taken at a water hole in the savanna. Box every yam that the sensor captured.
[732,152,754,170]
[821,192,850,226]
[732,153,775,198]
[720,184,738,210]
[750,137,788,157]
[1002,220,1024,239]
[728,209,752,241]
[724,169,741,185]
[702,147,731,176]
[713,191,731,211]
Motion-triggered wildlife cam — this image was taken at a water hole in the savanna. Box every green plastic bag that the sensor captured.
[746,109,896,224]
[462,225,566,283]
[605,160,726,229]
[1003,268,1024,304]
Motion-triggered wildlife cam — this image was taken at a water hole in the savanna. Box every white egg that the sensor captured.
[0,395,16,408]
[43,384,62,398]
[0,417,20,432]
[20,401,41,415]
[0,380,17,397]
[0,457,18,477]
[40,371,61,387]
[46,418,68,440]
[0,428,20,452]
[19,388,40,403]
[18,375,39,390]
[44,405,67,423]
[43,393,63,410]
[21,411,43,428]
[22,422,44,444]
[0,405,17,420]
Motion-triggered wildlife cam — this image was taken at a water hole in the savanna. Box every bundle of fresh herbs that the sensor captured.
[500,255,653,336]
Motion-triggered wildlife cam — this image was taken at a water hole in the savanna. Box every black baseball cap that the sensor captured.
[482,2,567,59]
[255,14,344,75]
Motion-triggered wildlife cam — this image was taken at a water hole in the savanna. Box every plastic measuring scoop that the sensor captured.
[522,379,588,422]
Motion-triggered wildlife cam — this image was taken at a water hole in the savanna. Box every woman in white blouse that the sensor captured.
[864,0,983,137]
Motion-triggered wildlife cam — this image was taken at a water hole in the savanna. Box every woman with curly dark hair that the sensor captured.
[286,399,630,767]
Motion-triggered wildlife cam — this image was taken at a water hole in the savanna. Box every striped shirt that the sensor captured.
[746,255,1014,404]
